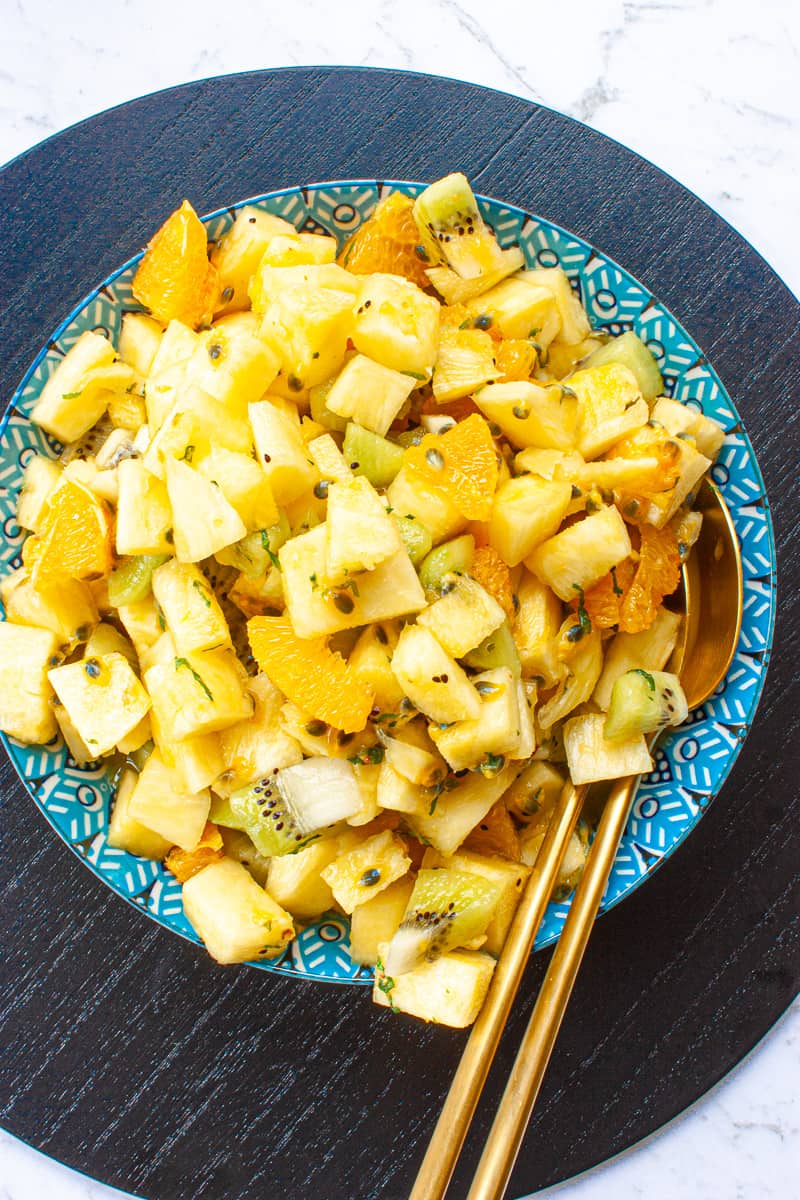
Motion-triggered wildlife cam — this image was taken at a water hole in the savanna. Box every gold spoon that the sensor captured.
[411,479,743,1200]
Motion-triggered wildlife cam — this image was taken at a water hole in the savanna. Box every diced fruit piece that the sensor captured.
[132,199,218,328]
[107,554,170,608]
[417,573,504,658]
[462,798,522,860]
[307,433,351,483]
[127,748,210,849]
[468,546,516,621]
[517,266,590,345]
[403,414,498,521]
[351,273,440,377]
[537,621,602,730]
[84,622,136,670]
[343,422,405,488]
[116,594,162,660]
[24,477,114,585]
[118,311,163,376]
[31,331,134,444]
[16,456,62,532]
[348,763,382,826]
[325,476,403,576]
[387,465,467,545]
[195,448,279,532]
[115,459,173,556]
[418,533,475,590]
[347,622,406,718]
[604,669,688,741]
[182,858,294,964]
[569,363,649,459]
[267,838,341,919]
[473,380,578,451]
[248,399,318,505]
[151,559,230,655]
[309,375,349,433]
[217,777,316,857]
[465,277,560,342]
[4,570,98,646]
[157,730,223,793]
[378,721,447,789]
[165,822,226,882]
[374,945,495,1027]
[164,458,247,562]
[585,331,663,403]
[593,606,682,710]
[258,281,355,391]
[349,875,416,966]
[106,767,172,859]
[650,397,725,460]
[462,619,522,680]
[412,173,514,281]
[426,257,525,305]
[143,389,253,478]
[61,456,119,505]
[326,354,416,437]
[430,667,521,771]
[489,475,572,566]
[527,506,632,601]
[376,761,428,815]
[519,823,589,898]
[406,763,520,856]
[276,757,363,835]
[384,867,501,974]
[107,391,147,431]
[504,761,566,822]
[394,514,433,565]
[211,205,295,313]
[48,652,150,756]
[144,648,251,740]
[116,713,152,755]
[278,524,425,640]
[0,622,60,744]
[248,614,374,733]
[338,191,431,289]
[609,423,711,529]
[185,318,280,413]
[432,326,501,402]
[512,574,563,686]
[422,848,529,957]
[563,713,652,785]
[391,625,482,724]
[216,674,303,796]
[261,231,337,268]
[321,829,412,914]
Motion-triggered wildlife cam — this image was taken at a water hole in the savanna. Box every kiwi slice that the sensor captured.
[412,173,507,280]
[418,534,475,591]
[343,422,404,489]
[221,777,318,857]
[384,867,502,975]
[462,619,522,679]
[585,331,663,403]
[604,669,688,741]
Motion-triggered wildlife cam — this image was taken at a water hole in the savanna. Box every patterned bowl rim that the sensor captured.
[0,179,777,986]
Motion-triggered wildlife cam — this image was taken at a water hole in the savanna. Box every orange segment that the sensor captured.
[463,799,521,860]
[132,199,218,328]
[164,822,225,883]
[470,545,515,620]
[495,339,538,382]
[23,478,114,585]
[248,615,374,733]
[619,522,681,633]
[421,394,481,423]
[404,413,499,521]
[337,193,431,289]
[573,559,637,629]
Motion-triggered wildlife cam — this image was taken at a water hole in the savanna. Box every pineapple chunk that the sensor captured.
[61,456,119,506]
[325,354,416,437]
[465,278,560,343]
[373,943,495,1027]
[422,848,530,957]
[376,761,429,815]
[128,749,210,849]
[473,381,578,451]
[504,760,566,822]
[519,267,591,346]
[158,730,223,793]
[143,388,253,479]
[349,875,416,966]
[182,857,295,964]
[259,282,355,391]
[610,424,711,528]
[489,475,573,567]
[0,622,60,744]
[380,720,446,788]
[570,363,649,459]
[348,622,407,716]
[48,652,151,756]
[16,456,62,532]
[512,572,563,686]
[406,763,520,856]
[563,713,652,785]
[195,447,279,531]
[211,206,296,313]
[115,460,173,556]
[432,326,502,402]
[144,321,200,432]
[425,257,524,306]
[391,625,482,724]
[260,231,337,268]
[144,648,252,741]
[386,465,467,546]
[593,606,682,710]
[250,261,358,308]
[349,762,382,826]
[352,273,440,377]
[118,311,163,376]
[278,523,425,639]
[537,624,602,730]
[266,837,341,920]
[651,397,725,460]
[527,506,632,601]
[248,399,318,505]
[107,767,173,859]
[151,558,230,654]
[85,622,137,670]
[430,667,521,771]
[116,595,163,660]
[321,829,412,913]
[4,570,97,646]
[416,574,504,658]
[116,713,152,754]
[307,433,352,482]
[185,318,280,414]
[165,458,247,562]
[216,674,303,796]
[31,331,134,443]
[53,697,94,763]
[325,476,402,576]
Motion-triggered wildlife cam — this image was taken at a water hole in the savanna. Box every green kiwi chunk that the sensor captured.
[604,669,688,741]
[384,867,501,975]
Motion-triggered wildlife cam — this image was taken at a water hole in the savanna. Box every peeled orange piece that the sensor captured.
[470,545,515,620]
[618,522,681,634]
[164,822,225,883]
[132,199,218,328]
[248,616,374,734]
[575,559,637,630]
[338,193,431,289]
[421,394,481,423]
[494,339,538,382]
[404,413,499,521]
[23,478,114,585]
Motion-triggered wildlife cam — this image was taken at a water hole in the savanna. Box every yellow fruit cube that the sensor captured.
[182,858,295,964]
[211,206,296,314]
[320,829,412,914]
[489,475,573,566]
[151,558,230,655]
[48,652,151,756]
[127,748,211,850]
[391,625,482,724]
[266,837,340,920]
[473,380,578,451]
[184,316,280,414]
[512,572,563,686]
[466,277,560,342]
[215,674,303,797]
[325,476,403,577]
[4,570,97,646]
[519,267,591,345]
[16,456,62,532]
[118,312,163,377]
[416,574,505,658]
[144,648,252,741]
[165,459,247,562]
[107,766,173,859]
[373,944,495,1026]
[115,459,173,556]
[325,354,416,437]
[0,622,60,744]
[352,273,440,377]
[349,876,415,966]
[195,447,279,532]
[259,282,355,391]
[386,465,466,545]
[406,763,520,856]
[430,666,522,771]
[31,331,135,443]
[527,505,632,601]
[563,713,652,785]
[570,363,649,459]
[248,400,319,506]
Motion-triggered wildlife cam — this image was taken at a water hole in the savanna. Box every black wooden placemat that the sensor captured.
[1,67,798,1200]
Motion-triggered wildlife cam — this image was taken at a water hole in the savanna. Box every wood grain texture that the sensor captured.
[0,67,798,1200]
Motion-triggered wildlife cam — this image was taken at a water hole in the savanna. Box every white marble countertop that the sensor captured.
[1,1,797,1198]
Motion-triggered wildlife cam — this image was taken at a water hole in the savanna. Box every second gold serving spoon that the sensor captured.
[411,479,743,1200]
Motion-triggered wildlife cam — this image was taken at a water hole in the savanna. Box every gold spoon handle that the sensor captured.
[409,781,586,1200]
[466,772,638,1200]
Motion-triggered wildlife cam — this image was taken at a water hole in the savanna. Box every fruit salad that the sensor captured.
[0,174,725,1027]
